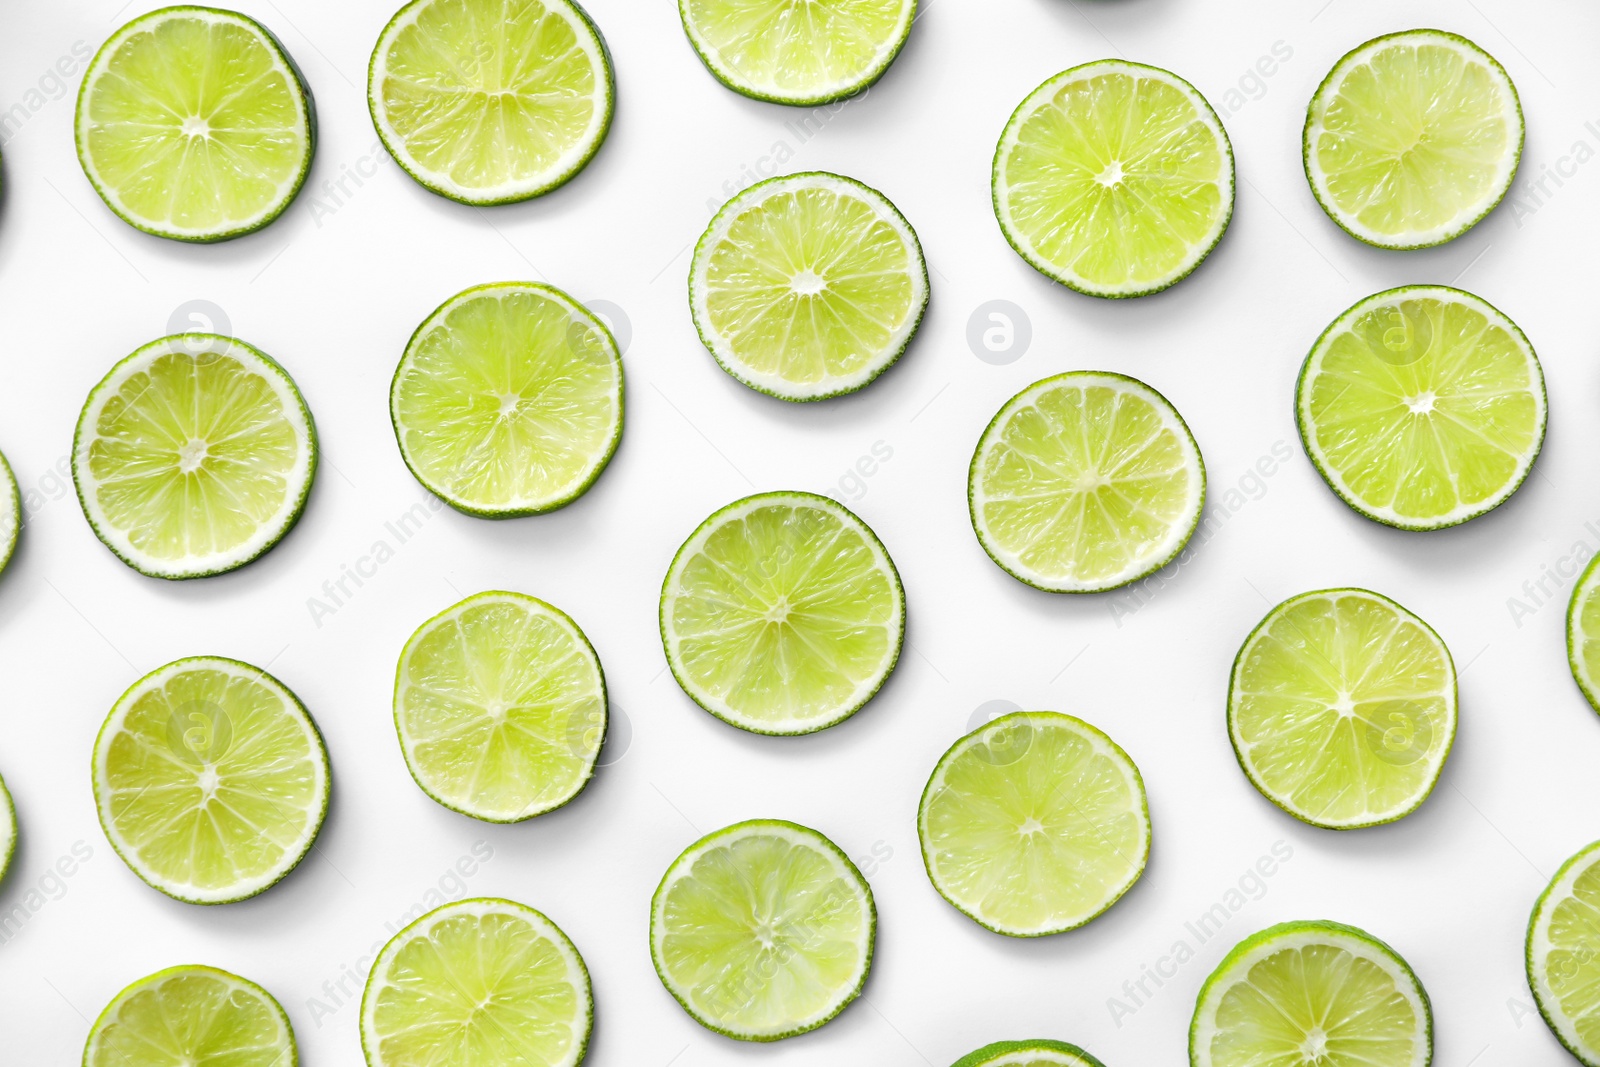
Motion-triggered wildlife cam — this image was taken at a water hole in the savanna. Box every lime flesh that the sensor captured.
[1528,839,1600,1065]
[994,60,1233,297]
[1571,558,1600,718]
[76,7,314,241]
[954,1039,1107,1067]
[1230,588,1456,829]
[650,819,874,1040]
[92,656,330,904]
[395,591,607,822]
[85,965,296,1067]
[1297,286,1545,530]
[918,712,1150,937]
[660,491,903,734]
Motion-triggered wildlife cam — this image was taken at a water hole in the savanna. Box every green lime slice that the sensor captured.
[1229,588,1456,830]
[660,490,904,735]
[1297,285,1546,530]
[73,334,317,579]
[650,818,875,1041]
[369,0,614,205]
[1528,839,1600,1065]
[690,172,928,401]
[85,965,296,1067]
[76,7,315,242]
[1191,920,1432,1067]
[0,771,14,885]
[969,371,1205,593]
[361,897,592,1067]
[391,282,624,517]
[1305,29,1522,249]
[394,590,607,822]
[1571,557,1600,717]
[679,0,916,106]
[918,711,1150,937]
[993,60,1234,298]
[954,1039,1107,1067]
[0,447,17,576]
[92,656,330,904]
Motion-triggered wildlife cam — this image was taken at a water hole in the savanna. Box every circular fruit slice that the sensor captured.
[395,590,607,822]
[994,60,1234,298]
[680,0,916,106]
[369,0,614,204]
[73,334,318,579]
[391,282,624,516]
[690,172,928,401]
[1297,286,1545,530]
[969,372,1205,593]
[918,711,1150,937]
[76,7,315,242]
[1568,557,1600,717]
[85,965,296,1067]
[92,656,330,904]
[660,491,904,734]
[361,898,591,1067]
[1191,920,1432,1067]
[954,1039,1107,1067]
[1230,589,1456,829]
[1305,29,1522,249]
[1529,840,1600,1065]
[0,448,17,576]
[650,819,874,1041]
[0,772,14,885]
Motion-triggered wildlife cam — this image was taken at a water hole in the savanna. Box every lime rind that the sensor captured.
[390,281,625,517]
[649,818,876,1041]
[1527,839,1600,1066]
[72,333,319,579]
[0,772,14,886]
[678,0,916,106]
[953,1038,1107,1067]
[690,171,929,401]
[361,897,592,1067]
[993,59,1235,299]
[1295,285,1546,531]
[393,590,607,823]
[86,965,297,1067]
[1227,587,1458,830]
[917,711,1152,938]
[659,490,906,735]
[1567,556,1600,717]
[968,371,1207,594]
[91,656,331,905]
[75,6,317,242]
[368,0,615,205]
[0,448,18,576]
[1304,29,1523,250]
[1191,920,1433,1067]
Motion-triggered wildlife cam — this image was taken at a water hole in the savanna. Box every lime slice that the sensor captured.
[394,590,607,822]
[0,771,14,885]
[1528,839,1600,1065]
[1297,285,1546,530]
[650,819,874,1041]
[660,491,904,734]
[1229,589,1456,830]
[680,0,916,105]
[918,711,1150,937]
[76,8,315,242]
[92,656,330,904]
[954,1039,1107,1067]
[369,0,614,205]
[690,172,928,401]
[1191,920,1432,1067]
[993,60,1234,298]
[1305,29,1522,249]
[0,447,17,576]
[1570,558,1600,717]
[73,334,317,579]
[85,965,296,1067]
[969,371,1205,593]
[361,897,591,1067]
[391,282,624,517]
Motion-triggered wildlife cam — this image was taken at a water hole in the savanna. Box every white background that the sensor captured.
[0,0,1595,1063]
